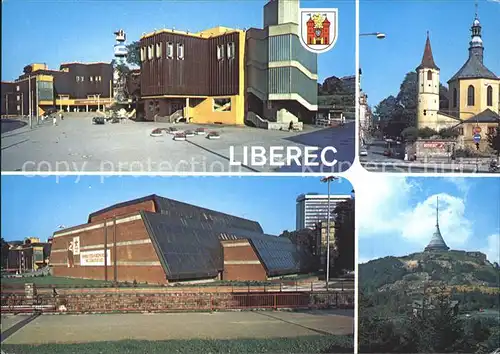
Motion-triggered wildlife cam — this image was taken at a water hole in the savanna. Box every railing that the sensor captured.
[0,290,354,314]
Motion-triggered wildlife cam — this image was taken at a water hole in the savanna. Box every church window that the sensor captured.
[453,88,457,107]
[467,85,475,106]
[487,127,495,135]
[458,127,464,135]
[487,86,493,106]
[427,70,432,81]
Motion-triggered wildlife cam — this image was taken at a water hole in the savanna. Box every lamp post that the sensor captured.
[320,176,339,291]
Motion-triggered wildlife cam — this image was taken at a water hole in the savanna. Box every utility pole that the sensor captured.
[28,75,32,129]
[36,76,39,125]
[321,176,338,291]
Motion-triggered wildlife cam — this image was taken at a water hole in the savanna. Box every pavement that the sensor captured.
[1,310,353,344]
[1,115,355,173]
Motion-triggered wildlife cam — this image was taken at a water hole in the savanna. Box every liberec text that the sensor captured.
[228,146,338,167]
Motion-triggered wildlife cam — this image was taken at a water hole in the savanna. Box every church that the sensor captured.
[416,8,499,152]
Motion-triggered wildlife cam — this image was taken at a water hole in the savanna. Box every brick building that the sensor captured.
[1,62,113,117]
[50,195,313,284]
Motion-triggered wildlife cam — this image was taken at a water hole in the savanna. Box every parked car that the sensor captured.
[92,117,106,125]
[359,147,368,156]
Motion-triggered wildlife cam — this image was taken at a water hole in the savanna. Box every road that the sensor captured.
[1,310,353,344]
[1,115,354,173]
[1,119,27,134]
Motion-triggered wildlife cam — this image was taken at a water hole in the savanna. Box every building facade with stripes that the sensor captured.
[50,195,314,284]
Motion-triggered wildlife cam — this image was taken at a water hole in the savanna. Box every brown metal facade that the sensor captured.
[140,31,240,97]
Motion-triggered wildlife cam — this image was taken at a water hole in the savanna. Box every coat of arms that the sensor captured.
[299,8,338,53]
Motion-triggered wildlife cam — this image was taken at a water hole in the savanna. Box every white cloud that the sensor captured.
[480,234,500,264]
[401,193,472,247]
[443,177,471,197]
[358,177,472,249]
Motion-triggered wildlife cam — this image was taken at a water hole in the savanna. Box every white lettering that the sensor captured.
[287,146,302,166]
[321,146,338,167]
[251,146,267,166]
[229,146,241,166]
[303,146,320,166]
[269,146,284,166]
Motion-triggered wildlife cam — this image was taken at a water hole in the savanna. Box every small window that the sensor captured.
[488,127,495,135]
[487,86,493,106]
[458,127,464,135]
[16,85,20,91]
[167,42,173,59]
[156,42,162,58]
[140,47,145,62]
[76,76,80,82]
[217,44,225,60]
[90,76,93,82]
[81,76,84,82]
[98,76,102,82]
[213,98,231,112]
[177,43,184,60]
[17,105,20,111]
[148,45,153,60]
[467,85,475,106]
[427,70,432,81]
[453,88,457,108]
[227,42,235,59]
[17,95,20,101]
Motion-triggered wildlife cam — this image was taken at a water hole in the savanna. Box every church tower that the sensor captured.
[417,33,440,130]
[424,196,450,252]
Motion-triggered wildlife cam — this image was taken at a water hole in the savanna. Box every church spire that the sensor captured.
[469,0,484,62]
[417,32,439,71]
[424,196,450,252]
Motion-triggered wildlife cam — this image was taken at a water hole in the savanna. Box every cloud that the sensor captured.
[401,193,472,247]
[358,177,473,251]
[480,234,500,264]
[443,177,471,197]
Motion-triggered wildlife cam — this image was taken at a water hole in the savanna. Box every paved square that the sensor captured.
[1,115,354,173]
[2,310,353,344]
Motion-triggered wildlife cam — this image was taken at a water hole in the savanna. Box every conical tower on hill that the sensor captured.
[424,196,450,252]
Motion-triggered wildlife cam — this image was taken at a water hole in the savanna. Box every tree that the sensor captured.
[126,41,141,67]
[396,72,418,127]
[373,95,398,122]
[332,198,355,272]
[486,125,500,158]
[418,127,439,139]
[439,84,450,110]
[1,237,9,269]
[401,126,419,142]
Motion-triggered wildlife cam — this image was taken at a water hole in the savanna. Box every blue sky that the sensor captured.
[357,176,500,264]
[1,0,355,83]
[0,175,353,242]
[360,0,500,106]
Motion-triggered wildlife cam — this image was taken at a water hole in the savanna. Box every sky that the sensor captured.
[360,0,500,107]
[0,175,353,242]
[358,176,500,265]
[1,0,355,83]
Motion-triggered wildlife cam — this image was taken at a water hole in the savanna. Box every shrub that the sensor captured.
[418,127,439,139]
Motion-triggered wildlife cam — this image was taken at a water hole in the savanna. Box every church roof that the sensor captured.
[448,52,498,81]
[417,33,439,71]
[464,109,500,123]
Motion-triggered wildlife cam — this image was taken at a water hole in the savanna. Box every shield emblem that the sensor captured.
[299,8,338,54]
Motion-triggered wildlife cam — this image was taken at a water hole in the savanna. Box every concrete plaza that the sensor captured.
[1,309,353,345]
[1,115,355,173]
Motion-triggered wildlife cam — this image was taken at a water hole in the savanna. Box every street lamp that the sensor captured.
[320,176,339,291]
[360,32,386,39]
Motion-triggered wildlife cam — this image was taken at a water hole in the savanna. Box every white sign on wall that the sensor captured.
[80,249,111,266]
[72,236,80,255]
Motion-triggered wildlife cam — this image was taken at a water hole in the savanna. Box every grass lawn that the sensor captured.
[1,276,113,286]
[1,335,353,353]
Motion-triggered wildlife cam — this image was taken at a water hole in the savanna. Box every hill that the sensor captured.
[360,250,499,296]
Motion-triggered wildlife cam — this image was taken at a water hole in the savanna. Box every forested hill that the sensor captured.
[359,250,499,295]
